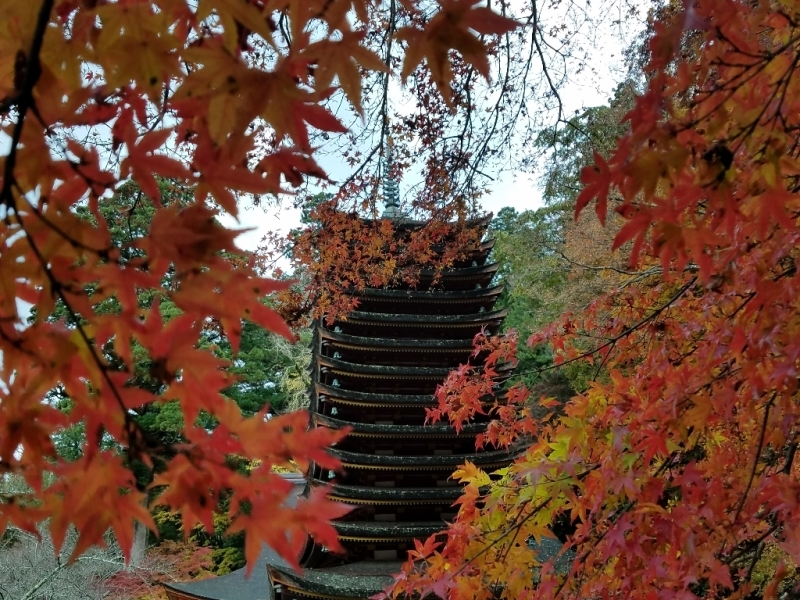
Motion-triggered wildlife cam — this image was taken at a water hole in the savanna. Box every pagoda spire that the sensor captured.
[381,137,401,219]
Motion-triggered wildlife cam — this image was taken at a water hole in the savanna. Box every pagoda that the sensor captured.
[265,173,513,597]
[166,159,514,600]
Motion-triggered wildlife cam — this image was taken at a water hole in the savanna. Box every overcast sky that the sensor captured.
[0,1,644,255]
[222,1,643,252]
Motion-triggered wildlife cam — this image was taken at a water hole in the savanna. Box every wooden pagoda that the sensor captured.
[164,211,515,600]
[267,216,513,600]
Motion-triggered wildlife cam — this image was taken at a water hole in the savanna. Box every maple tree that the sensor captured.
[0,0,520,574]
[41,179,317,574]
[486,85,637,398]
[387,0,800,598]
[283,0,606,218]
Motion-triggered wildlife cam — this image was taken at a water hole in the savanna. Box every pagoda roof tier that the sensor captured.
[313,413,486,436]
[362,213,492,230]
[330,447,513,468]
[317,356,513,386]
[332,318,504,339]
[479,237,496,253]
[432,236,495,257]
[318,355,453,379]
[319,328,473,352]
[417,242,495,270]
[343,307,507,326]
[385,263,499,292]
[447,238,495,266]
[354,284,503,303]
[315,383,504,409]
[350,286,503,316]
[418,261,499,279]
[334,520,444,541]
[311,479,463,503]
[269,561,401,600]
[315,383,436,406]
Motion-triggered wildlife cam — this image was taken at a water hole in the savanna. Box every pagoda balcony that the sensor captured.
[339,504,459,525]
[316,466,465,489]
[320,349,473,369]
[314,415,488,456]
[313,383,436,407]
[334,521,447,543]
[343,307,507,326]
[316,356,513,397]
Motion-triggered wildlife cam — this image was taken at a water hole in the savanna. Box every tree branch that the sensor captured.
[0,0,54,210]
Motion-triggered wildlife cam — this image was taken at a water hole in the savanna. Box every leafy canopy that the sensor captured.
[387,0,800,598]
[0,0,517,571]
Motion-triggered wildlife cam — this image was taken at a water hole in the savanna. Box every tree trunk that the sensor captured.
[129,520,148,568]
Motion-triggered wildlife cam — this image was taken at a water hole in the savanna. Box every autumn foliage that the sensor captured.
[101,540,214,600]
[8,0,800,596]
[387,0,800,598]
[0,0,517,574]
[277,198,492,326]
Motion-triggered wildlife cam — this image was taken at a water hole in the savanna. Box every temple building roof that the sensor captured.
[165,546,286,600]
[268,561,400,600]
[163,476,304,600]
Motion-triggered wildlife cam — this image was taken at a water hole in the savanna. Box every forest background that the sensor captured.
[1,0,799,599]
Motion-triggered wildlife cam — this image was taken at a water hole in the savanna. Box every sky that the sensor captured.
[222,76,622,253]
[0,0,644,255]
[221,2,642,253]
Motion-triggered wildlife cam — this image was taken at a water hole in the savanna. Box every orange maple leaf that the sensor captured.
[396,0,519,104]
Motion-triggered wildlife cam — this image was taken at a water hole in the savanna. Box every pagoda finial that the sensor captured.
[381,136,401,218]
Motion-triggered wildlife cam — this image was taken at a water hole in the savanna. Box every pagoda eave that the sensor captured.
[313,413,486,435]
[315,480,463,502]
[318,356,454,378]
[354,284,503,302]
[335,521,445,539]
[345,308,507,325]
[318,328,473,350]
[329,447,514,467]
[419,260,499,278]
